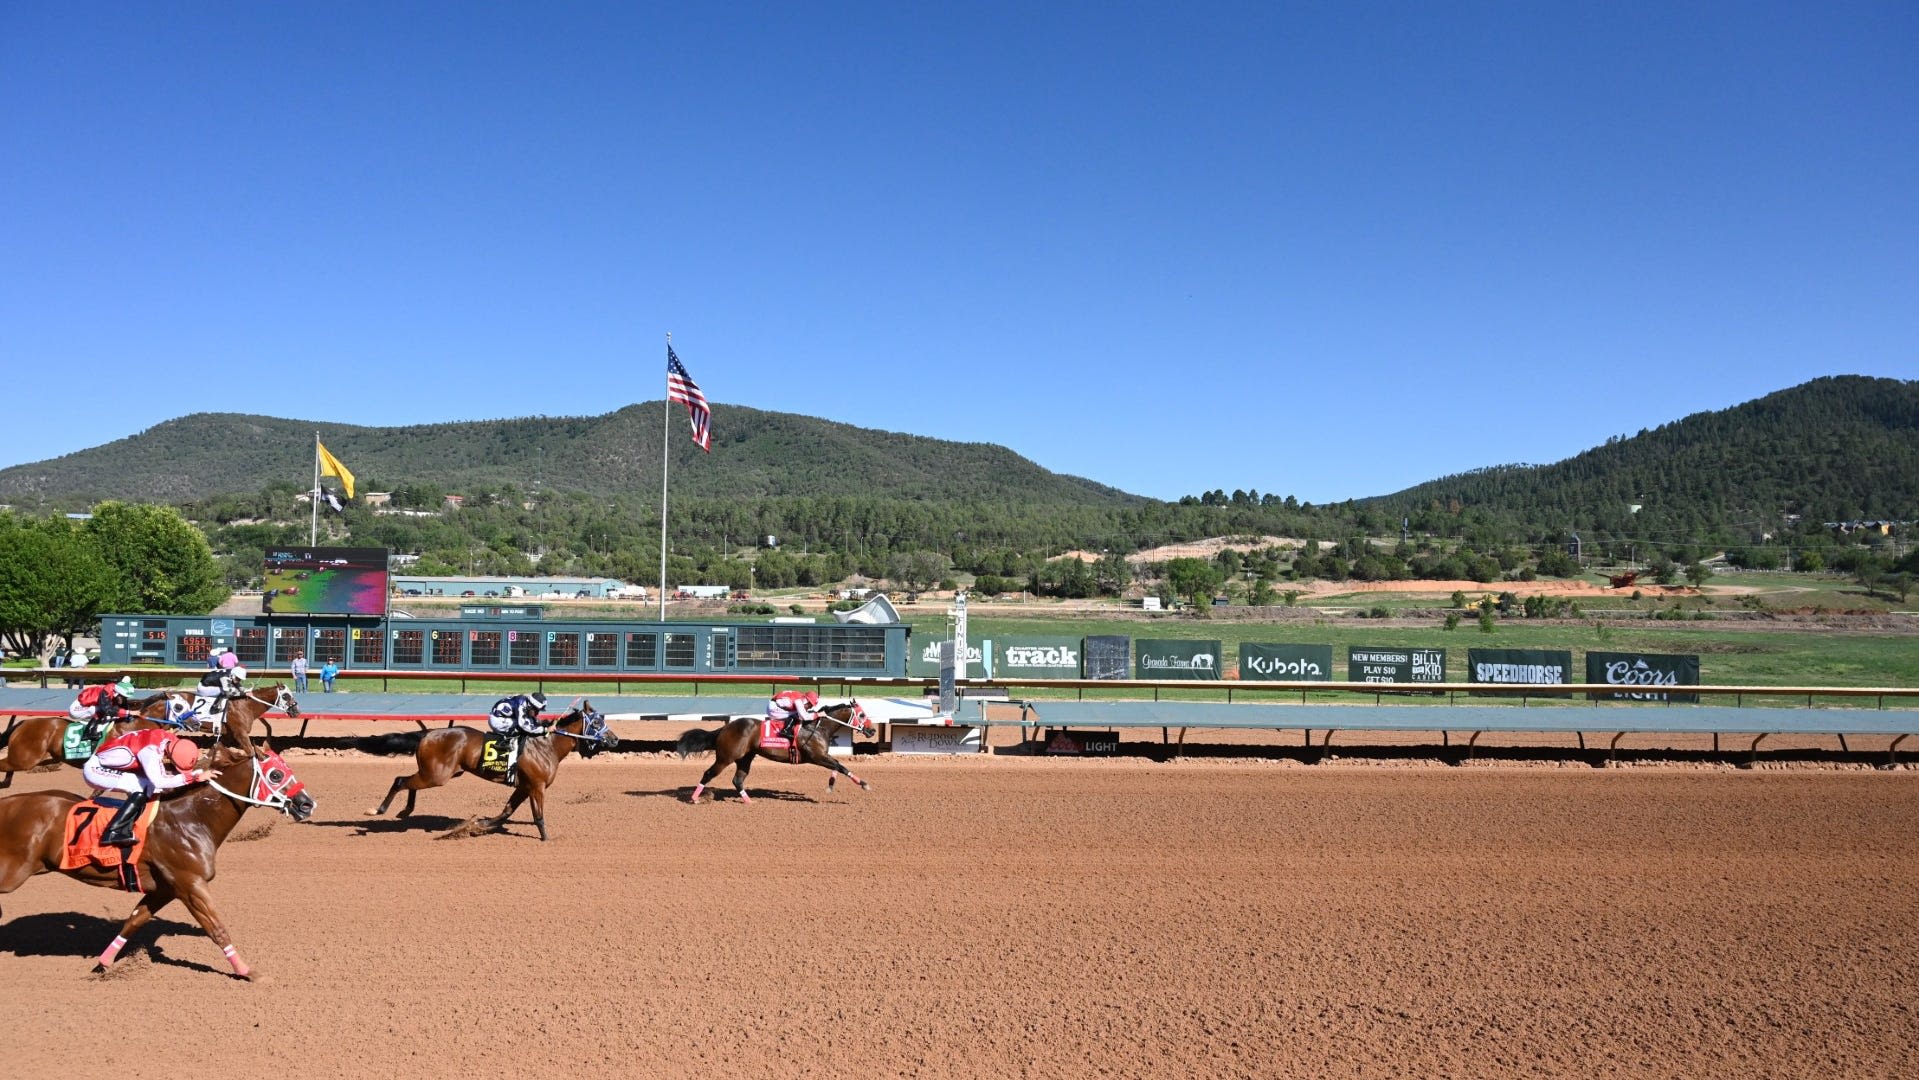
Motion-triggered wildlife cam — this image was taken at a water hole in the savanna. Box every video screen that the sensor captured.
[262,547,390,616]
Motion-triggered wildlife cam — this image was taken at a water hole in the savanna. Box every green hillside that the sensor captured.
[0,404,1144,509]
[1369,376,1919,543]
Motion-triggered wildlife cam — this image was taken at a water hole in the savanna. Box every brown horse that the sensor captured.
[364,703,616,841]
[0,688,199,789]
[134,684,300,755]
[0,740,316,978]
[677,700,876,803]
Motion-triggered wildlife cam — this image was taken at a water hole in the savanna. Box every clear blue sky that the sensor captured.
[3,3,1914,503]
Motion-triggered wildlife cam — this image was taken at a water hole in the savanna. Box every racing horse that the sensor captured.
[364,702,616,841]
[134,683,301,755]
[0,686,208,789]
[676,699,876,803]
[0,694,162,789]
[0,739,315,978]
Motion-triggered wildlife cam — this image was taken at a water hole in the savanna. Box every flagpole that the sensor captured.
[658,333,671,622]
[310,433,321,546]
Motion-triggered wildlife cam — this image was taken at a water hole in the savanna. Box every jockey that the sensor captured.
[192,655,248,725]
[83,727,209,847]
[488,692,549,739]
[487,692,548,783]
[768,688,820,744]
[70,677,138,740]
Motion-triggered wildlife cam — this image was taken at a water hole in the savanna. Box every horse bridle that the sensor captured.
[816,702,874,737]
[205,751,301,812]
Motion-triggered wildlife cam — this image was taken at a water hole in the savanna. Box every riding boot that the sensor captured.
[101,791,149,847]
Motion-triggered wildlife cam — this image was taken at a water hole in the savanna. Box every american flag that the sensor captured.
[666,345,711,451]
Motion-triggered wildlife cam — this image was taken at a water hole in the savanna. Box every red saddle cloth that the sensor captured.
[59,796,161,891]
[758,718,791,750]
[759,719,803,762]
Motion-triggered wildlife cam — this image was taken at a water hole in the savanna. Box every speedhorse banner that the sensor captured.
[1467,647,1574,698]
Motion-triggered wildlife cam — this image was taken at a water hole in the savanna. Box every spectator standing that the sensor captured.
[66,646,89,690]
[290,651,309,692]
[320,658,338,692]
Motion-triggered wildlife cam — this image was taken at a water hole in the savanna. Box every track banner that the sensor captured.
[1238,643,1334,681]
[1136,639,1223,680]
[1586,651,1700,703]
[1467,647,1574,698]
[995,637,1084,679]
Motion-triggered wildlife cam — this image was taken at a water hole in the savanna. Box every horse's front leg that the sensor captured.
[487,787,529,831]
[174,877,251,979]
[811,749,871,793]
[98,882,177,970]
[526,784,548,841]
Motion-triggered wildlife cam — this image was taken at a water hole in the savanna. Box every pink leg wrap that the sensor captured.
[690,784,704,803]
[98,935,128,967]
[223,944,249,977]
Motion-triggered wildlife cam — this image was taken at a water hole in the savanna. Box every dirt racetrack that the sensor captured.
[2,754,1915,1079]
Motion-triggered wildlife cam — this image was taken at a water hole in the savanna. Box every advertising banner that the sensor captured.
[1083,636,1130,680]
[1042,729,1121,755]
[1238,643,1335,681]
[995,637,1085,679]
[907,637,988,680]
[1135,639,1223,680]
[1586,651,1701,703]
[1468,648,1574,697]
[1347,647,1447,684]
[891,725,984,755]
[262,547,390,616]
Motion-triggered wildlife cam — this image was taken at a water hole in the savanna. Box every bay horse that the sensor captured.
[0,686,212,789]
[0,739,316,978]
[677,700,876,803]
[364,703,616,841]
[135,683,301,755]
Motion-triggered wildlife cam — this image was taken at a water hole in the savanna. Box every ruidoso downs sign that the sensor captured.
[1239,643,1334,681]
[1347,646,1446,684]
[1468,648,1574,697]
[1135,639,1223,680]
[1586,651,1700,703]
[995,636,1083,678]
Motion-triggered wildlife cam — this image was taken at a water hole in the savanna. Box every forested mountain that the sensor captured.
[1366,376,1919,544]
[0,405,1142,508]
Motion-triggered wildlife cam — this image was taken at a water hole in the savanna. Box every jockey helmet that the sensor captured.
[804,690,820,707]
[219,651,239,670]
[527,692,547,711]
[116,676,136,696]
[168,738,201,773]
[231,666,248,681]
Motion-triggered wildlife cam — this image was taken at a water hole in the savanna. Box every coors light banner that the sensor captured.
[1586,651,1701,703]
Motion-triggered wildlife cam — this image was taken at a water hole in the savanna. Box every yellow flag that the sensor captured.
[316,440,355,499]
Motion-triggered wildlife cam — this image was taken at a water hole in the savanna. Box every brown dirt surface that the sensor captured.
[3,755,1916,1079]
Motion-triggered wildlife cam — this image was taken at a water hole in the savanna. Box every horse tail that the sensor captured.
[675,727,719,759]
[359,731,424,755]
